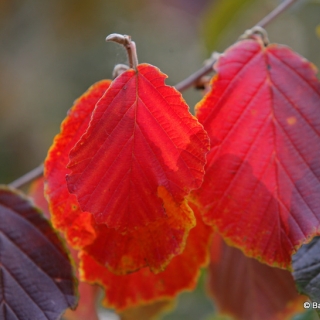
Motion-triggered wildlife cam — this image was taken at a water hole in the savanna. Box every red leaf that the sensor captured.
[79,202,212,310]
[84,188,196,274]
[194,37,320,268]
[0,186,77,319]
[208,234,305,320]
[67,64,209,230]
[44,80,111,249]
[45,76,204,272]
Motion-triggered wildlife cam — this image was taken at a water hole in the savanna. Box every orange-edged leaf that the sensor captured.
[0,186,77,319]
[195,36,320,268]
[29,178,100,320]
[119,299,174,320]
[79,202,212,310]
[207,234,305,320]
[44,78,197,273]
[44,80,111,249]
[67,63,209,230]
[84,189,195,274]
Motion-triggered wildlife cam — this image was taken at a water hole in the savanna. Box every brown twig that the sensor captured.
[174,59,217,92]
[7,0,299,189]
[8,163,44,189]
[255,0,299,28]
[176,0,299,92]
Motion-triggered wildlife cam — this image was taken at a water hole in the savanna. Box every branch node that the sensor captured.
[239,26,269,46]
[205,51,221,72]
[112,64,129,79]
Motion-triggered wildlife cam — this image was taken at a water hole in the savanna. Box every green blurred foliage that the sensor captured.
[205,315,233,320]
[162,270,214,320]
[202,0,256,52]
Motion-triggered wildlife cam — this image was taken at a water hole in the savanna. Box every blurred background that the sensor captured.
[0,0,319,319]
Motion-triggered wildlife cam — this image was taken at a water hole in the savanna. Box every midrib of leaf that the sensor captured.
[138,68,202,186]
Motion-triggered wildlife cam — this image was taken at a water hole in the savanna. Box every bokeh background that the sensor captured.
[1,0,319,319]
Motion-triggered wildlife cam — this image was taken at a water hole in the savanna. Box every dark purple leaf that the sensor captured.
[0,186,77,320]
[292,236,320,316]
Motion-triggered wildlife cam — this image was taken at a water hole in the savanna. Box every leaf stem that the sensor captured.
[106,34,138,70]
[8,164,44,189]
[7,1,299,189]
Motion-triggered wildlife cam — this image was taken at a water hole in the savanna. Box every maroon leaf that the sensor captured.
[207,234,305,320]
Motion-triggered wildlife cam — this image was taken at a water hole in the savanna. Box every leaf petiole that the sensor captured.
[106,33,138,70]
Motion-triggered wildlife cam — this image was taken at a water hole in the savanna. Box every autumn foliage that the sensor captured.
[2,7,320,320]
